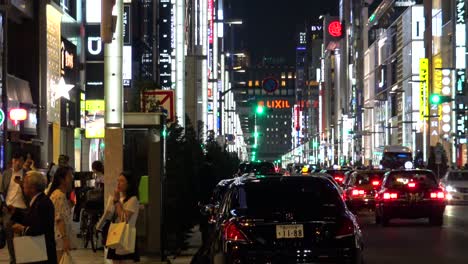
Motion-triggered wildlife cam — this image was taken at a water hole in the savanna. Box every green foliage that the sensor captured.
[165,115,203,251]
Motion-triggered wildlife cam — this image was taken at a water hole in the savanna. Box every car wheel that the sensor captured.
[429,214,443,226]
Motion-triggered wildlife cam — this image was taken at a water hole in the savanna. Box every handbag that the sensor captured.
[116,224,136,254]
[13,235,48,263]
[59,252,75,264]
[105,222,127,249]
[105,211,136,254]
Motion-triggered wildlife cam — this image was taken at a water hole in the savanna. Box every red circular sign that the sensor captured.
[328,21,343,38]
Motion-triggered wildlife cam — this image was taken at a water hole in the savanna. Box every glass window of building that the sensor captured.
[248,80,253,87]
[288,72,293,79]
[255,80,260,86]
[281,80,286,87]
[281,72,286,79]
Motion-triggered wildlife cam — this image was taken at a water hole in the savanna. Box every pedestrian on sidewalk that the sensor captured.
[107,172,140,263]
[12,171,57,264]
[92,161,105,189]
[48,166,76,262]
[0,152,28,264]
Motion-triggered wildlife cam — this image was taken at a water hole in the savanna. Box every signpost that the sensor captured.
[141,90,175,122]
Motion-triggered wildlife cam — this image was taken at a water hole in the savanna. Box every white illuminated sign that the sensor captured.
[86,0,102,23]
[53,77,74,101]
[87,37,102,55]
[123,46,132,84]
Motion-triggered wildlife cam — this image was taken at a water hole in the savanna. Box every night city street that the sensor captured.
[359,205,468,263]
[2,0,468,263]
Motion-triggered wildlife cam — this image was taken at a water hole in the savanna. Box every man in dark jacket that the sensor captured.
[12,171,57,264]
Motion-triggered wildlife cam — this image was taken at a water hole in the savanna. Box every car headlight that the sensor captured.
[446,185,455,192]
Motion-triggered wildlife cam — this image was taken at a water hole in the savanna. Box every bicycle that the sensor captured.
[79,188,104,252]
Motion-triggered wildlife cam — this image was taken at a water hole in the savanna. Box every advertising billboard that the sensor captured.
[85,100,105,138]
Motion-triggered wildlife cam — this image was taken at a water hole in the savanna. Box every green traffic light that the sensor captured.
[430,94,441,105]
[256,105,265,115]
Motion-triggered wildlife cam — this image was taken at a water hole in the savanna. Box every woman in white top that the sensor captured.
[107,172,140,263]
[48,166,74,263]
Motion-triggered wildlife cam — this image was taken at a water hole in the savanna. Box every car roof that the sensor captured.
[233,175,332,186]
[387,169,433,174]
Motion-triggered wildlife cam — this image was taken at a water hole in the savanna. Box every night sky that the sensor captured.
[232,0,339,65]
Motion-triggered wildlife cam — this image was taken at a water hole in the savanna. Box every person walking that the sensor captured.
[107,172,140,263]
[0,153,27,264]
[11,171,57,264]
[47,166,75,262]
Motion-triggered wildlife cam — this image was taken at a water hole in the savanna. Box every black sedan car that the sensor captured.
[375,169,446,226]
[321,169,351,187]
[344,170,387,212]
[207,176,364,264]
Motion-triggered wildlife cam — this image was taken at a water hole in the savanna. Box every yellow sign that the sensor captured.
[419,58,429,120]
[85,100,105,138]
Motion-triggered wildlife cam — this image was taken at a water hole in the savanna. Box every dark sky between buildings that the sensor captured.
[231,0,338,65]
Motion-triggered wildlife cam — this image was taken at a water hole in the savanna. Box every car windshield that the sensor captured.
[381,152,412,169]
[353,172,385,186]
[448,171,468,181]
[238,179,343,218]
[385,172,438,188]
[253,162,276,174]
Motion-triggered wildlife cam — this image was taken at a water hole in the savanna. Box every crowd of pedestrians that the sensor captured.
[0,153,140,264]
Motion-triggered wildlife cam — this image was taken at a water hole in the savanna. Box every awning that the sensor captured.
[7,74,33,105]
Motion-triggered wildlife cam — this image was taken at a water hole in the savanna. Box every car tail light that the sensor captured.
[336,218,354,239]
[224,221,247,242]
[408,182,416,188]
[352,189,365,196]
[383,192,398,200]
[372,180,381,187]
[430,191,445,199]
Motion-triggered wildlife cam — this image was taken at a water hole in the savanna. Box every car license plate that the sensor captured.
[276,224,304,239]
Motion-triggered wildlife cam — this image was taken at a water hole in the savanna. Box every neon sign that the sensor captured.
[258,100,292,109]
[328,21,342,38]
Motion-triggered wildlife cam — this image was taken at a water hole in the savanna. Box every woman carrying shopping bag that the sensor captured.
[48,166,76,263]
[107,172,140,263]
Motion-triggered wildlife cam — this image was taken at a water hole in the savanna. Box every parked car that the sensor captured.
[440,170,468,204]
[206,176,364,264]
[375,169,446,226]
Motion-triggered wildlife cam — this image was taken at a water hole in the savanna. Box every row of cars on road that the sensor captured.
[196,161,462,263]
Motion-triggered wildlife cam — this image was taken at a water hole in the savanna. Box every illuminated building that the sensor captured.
[235,62,295,161]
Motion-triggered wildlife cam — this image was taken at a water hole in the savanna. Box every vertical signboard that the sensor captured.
[85,100,105,138]
[419,58,429,120]
[46,5,62,123]
[159,0,172,89]
[430,56,443,143]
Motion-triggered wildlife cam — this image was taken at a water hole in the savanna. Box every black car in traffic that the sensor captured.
[206,176,364,264]
[375,169,446,226]
[344,170,387,212]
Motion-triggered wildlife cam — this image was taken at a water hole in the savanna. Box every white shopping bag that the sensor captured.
[14,235,48,263]
[116,225,136,254]
[59,252,75,264]
[105,222,127,249]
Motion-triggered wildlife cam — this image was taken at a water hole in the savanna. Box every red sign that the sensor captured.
[9,108,27,125]
[208,0,214,44]
[328,21,343,38]
[141,90,175,122]
[258,100,292,109]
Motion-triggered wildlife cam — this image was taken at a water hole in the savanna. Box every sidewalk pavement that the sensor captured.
[0,227,201,264]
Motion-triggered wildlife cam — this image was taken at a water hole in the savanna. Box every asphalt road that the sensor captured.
[358,205,468,264]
